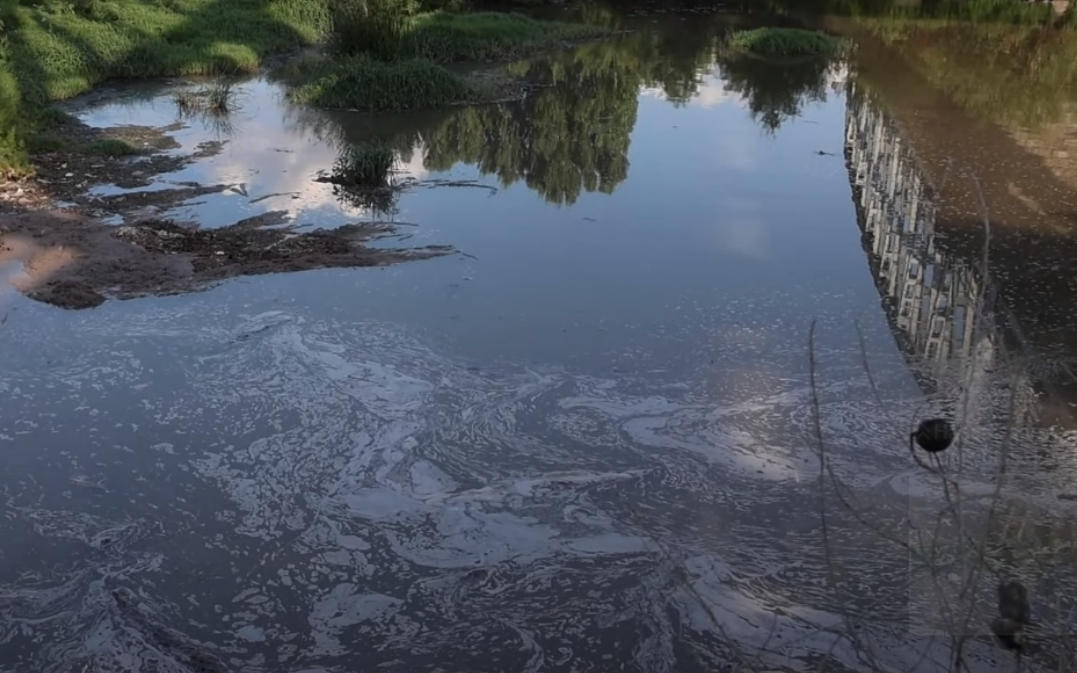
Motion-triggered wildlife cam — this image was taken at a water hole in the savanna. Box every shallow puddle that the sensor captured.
[4,6,1077,673]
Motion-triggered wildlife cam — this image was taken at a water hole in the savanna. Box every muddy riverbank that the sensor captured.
[0,208,450,309]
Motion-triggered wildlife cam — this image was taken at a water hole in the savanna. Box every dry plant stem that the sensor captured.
[852,317,896,428]
[937,157,954,200]
[934,172,978,673]
[820,205,1017,670]
[809,325,916,549]
[808,320,893,672]
[846,186,987,671]
[852,318,972,615]
[947,173,1011,673]
[809,320,840,605]
[840,338,993,672]
[813,324,1002,672]
[960,177,1007,574]
[826,162,1047,670]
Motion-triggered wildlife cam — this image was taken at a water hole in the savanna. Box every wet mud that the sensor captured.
[0,115,197,214]
[0,209,451,309]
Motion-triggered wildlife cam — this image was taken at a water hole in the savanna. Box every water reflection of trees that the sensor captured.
[859,22,1077,128]
[283,13,847,206]
[412,31,728,205]
[718,54,837,134]
[820,0,1077,129]
[767,0,1060,23]
[421,43,640,205]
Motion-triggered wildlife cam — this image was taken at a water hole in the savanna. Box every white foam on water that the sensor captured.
[2,304,1076,672]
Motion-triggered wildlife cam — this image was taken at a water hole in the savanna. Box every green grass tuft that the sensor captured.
[287,55,477,112]
[728,27,845,58]
[322,142,400,214]
[174,80,238,116]
[329,143,397,188]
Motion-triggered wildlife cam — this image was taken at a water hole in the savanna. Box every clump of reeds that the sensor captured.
[173,80,238,117]
[328,143,397,188]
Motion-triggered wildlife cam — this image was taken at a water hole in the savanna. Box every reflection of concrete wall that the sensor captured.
[844,81,1043,425]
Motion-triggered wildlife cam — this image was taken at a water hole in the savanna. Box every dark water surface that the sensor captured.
[4,4,1077,672]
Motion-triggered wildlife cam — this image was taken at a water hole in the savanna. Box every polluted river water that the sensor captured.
[3,8,1077,673]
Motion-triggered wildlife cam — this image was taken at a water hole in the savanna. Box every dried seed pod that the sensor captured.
[912,418,954,453]
[990,616,1025,652]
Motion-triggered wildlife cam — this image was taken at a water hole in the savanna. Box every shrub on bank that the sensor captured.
[330,0,416,60]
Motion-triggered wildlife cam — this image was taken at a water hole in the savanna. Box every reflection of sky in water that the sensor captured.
[5,39,1077,673]
[641,70,747,109]
[63,66,891,393]
[76,80,440,228]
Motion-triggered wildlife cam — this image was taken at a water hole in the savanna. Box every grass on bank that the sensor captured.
[407,11,608,62]
[0,0,332,175]
[0,0,607,173]
[292,8,608,113]
[330,5,606,62]
[3,0,330,103]
[728,27,845,58]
